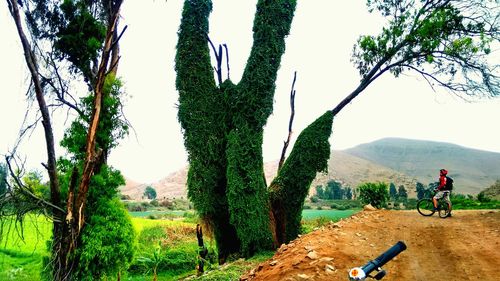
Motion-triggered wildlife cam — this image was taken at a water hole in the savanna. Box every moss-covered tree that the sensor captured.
[4,1,133,280]
[176,0,498,260]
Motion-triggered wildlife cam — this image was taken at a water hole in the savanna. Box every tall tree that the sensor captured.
[398,185,408,200]
[389,182,398,200]
[416,182,426,200]
[175,0,499,260]
[3,1,132,280]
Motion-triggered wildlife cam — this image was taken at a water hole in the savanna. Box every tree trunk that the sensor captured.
[7,0,124,279]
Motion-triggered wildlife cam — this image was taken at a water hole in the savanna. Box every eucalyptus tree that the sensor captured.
[4,0,133,280]
[176,0,498,260]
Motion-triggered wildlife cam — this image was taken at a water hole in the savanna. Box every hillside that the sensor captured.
[311,150,417,197]
[346,138,500,194]
[121,151,417,200]
[120,169,188,200]
[121,138,500,199]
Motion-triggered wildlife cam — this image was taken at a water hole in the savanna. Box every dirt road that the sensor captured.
[241,209,500,281]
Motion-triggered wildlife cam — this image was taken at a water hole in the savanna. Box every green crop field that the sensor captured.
[302,209,358,220]
[0,215,51,281]
[0,209,357,280]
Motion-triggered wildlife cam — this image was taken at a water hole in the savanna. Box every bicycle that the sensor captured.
[416,189,452,218]
[348,241,407,280]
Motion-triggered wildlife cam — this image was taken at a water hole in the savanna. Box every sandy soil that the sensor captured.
[240,209,500,281]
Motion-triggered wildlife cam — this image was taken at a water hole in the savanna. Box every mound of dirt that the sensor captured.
[241,209,500,281]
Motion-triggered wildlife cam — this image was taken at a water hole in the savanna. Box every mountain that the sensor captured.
[120,169,188,200]
[120,138,500,199]
[345,138,500,194]
[311,150,417,197]
[121,151,417,200]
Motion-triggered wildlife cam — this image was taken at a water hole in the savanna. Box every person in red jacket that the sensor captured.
[433,169,452,216]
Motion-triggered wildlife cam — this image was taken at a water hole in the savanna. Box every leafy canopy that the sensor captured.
[352,0,499,97]
[358,182,390,208]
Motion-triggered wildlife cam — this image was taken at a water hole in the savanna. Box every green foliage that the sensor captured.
[23,170,49,200]
[175,0,298,258]
[353,0,499,97]
[24,0,109,80]
[270,111,333,243]
[358,182,389,209]
[389,183,397,200]
[144,186,157,200]
[416,182,426,200]
[317,180,351,200]
[398,185,408,200]
[450,195,500,209]
[477,191,491,203]
[74,198,135,281]
[60,75,128,160]
[55,0,106,77]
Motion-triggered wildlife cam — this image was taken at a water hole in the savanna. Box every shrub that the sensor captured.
[358,182,389,209]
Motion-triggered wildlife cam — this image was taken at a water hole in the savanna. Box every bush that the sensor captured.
[358,182,389,209]
[477,192,491,203]
[150,199,159,207]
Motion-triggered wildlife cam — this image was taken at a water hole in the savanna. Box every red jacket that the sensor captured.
[437,175,447,190]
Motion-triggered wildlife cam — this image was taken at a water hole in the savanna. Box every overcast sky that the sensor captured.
[2,0,500,183]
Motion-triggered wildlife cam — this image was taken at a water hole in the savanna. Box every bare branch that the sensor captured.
[207,35,223,85]
[223,43,230,80]
[278,71,297,171]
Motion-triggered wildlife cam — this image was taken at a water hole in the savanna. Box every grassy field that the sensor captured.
[0,215,51,281]
[0,209,357,280]
[302,209,358,220]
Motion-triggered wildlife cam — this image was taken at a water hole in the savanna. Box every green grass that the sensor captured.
[129,210,188,218]
[0,209,357,280]
[301,209,358,220]
[0,215,51,281]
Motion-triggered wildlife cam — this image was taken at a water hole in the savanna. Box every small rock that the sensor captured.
[279,244,288,252]
[292,259,301,266]
[297,273,310,280]
[304,245,314,252]
[319,257,334,263]
[270,260,278,266]
[364,204,377,211]
[356,232,362,237]
[325,264,336,272]
[306,251,319,260]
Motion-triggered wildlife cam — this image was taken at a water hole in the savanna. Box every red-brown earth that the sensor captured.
[241,209,500,281]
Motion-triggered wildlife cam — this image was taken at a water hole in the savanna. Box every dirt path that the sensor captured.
[241,209,500,281]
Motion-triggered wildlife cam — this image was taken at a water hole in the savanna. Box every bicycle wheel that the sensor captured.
[417,198,435,216]
[438,200,451,218]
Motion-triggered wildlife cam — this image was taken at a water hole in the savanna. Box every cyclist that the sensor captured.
[433,169,452,216]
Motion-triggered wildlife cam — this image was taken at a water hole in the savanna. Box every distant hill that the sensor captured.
[121,151,417,200]
[120,138,500,199]
[345,138,500,194]
[311,150,417,197]
[120,169,188,201]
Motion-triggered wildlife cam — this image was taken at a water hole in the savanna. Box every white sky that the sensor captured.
[1,0,500,183]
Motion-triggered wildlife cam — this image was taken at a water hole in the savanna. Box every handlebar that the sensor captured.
[349,241,407,280]
[362,241,406,275]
